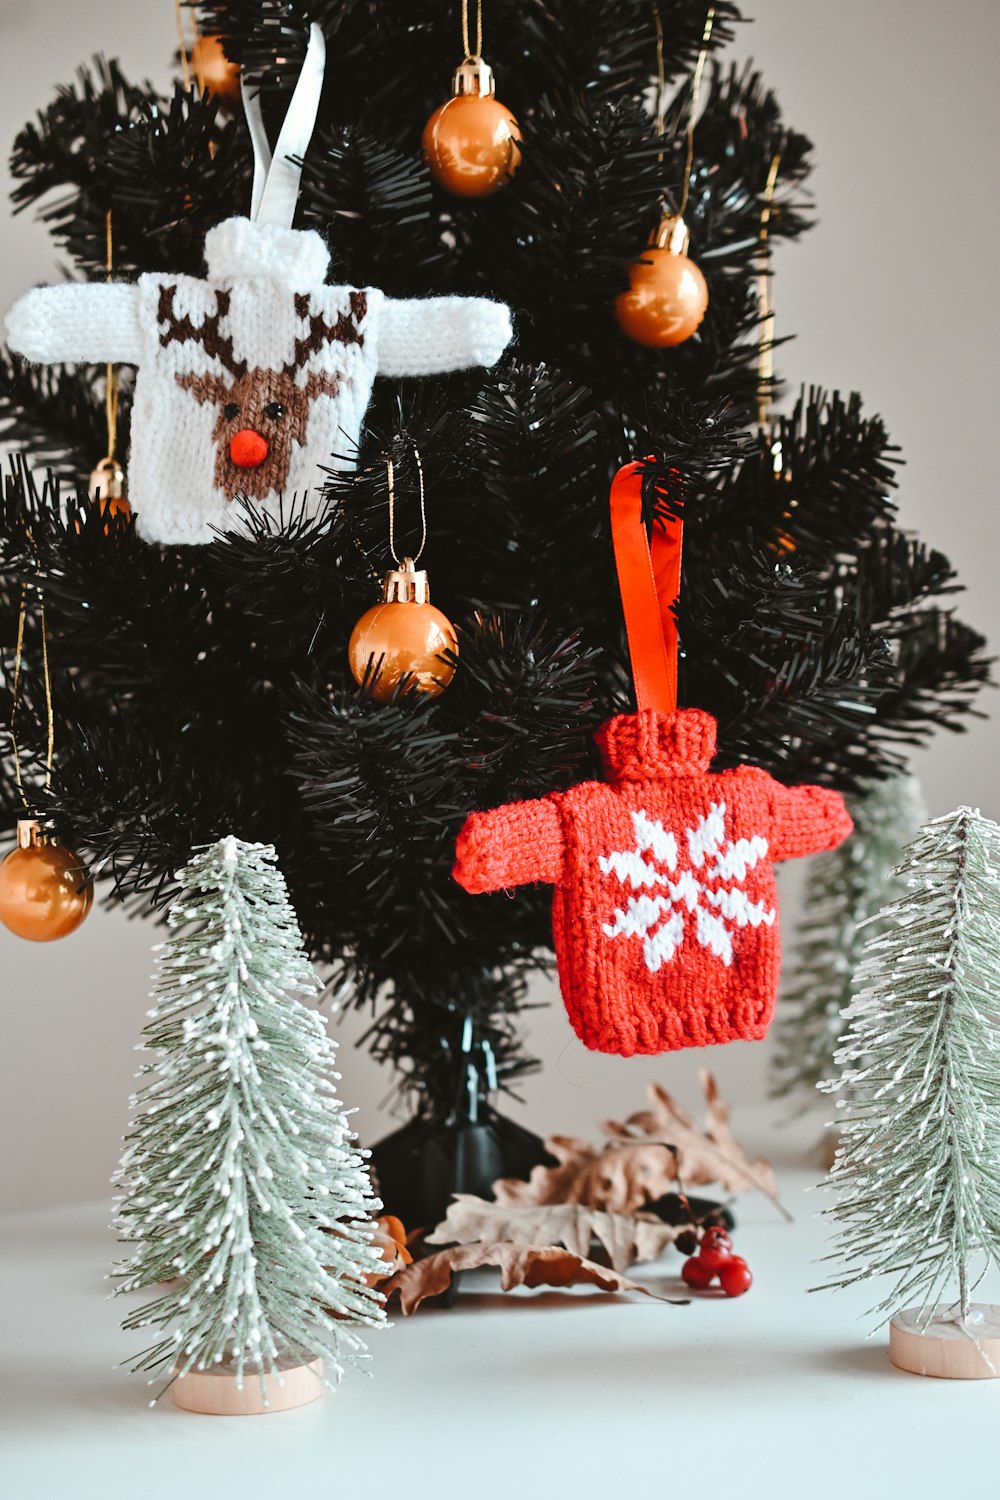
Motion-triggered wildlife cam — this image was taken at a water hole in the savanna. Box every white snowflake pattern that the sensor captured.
[598,802,776,972]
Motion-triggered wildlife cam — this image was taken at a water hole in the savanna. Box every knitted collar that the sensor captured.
[203,218,331,286]
[596,708,718,782]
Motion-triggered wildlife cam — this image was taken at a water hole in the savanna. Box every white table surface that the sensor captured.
[3,1133,997,1500]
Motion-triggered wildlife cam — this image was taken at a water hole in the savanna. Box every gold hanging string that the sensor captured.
[652,5,668,212]
[175,0,193,92]
[653,7,667,139]
[104,210,118,462]
[677,6,716,220]
[39,592,53,794]
[9,534,55,806]
[756,151,782,436]
[387,445,428,566]
[461,0,484,59]
[9,585,29,805]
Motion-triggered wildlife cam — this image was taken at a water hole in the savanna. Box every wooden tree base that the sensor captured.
[171,1358,324,1414]
[815,1128,840,1173]
[889,1305,1000,1380]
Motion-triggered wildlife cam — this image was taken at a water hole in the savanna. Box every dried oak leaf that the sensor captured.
[426,1195,680,1273]
[493,1136,679,1215]
[369,1215,413,1282]
[322,1215,413,1306]
[382,1243,680,1315]
[604,1068,777,1201]
[493,1071,778,1213]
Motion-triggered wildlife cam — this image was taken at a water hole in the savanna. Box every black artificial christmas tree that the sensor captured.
[0,1,988,1223]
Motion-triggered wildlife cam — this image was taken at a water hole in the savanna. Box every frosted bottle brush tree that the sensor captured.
[818,808,1000,1376]
[771,772,927,1107]
[0,0,989,1222]
[114,837,386,1411]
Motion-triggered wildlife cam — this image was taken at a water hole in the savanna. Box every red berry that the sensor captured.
[682,1255,716,1289]
[697,1226,734,1272]
[718,1256,753,1297]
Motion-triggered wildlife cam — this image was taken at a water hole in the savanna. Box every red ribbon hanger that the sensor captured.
[609,461,684,713]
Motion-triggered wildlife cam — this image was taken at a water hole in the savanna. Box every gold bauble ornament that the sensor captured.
[423,58,522,199]
[0,819,93,942]
[615,215,709,348]
[191,34,241,102]
[348,559,458,702]
[764,438,798,558]
[88,456,131,522]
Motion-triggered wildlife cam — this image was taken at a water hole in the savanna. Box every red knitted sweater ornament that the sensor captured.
[453,707,853,1056]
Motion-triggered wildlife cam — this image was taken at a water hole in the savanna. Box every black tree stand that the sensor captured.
[367,1017,732,1234]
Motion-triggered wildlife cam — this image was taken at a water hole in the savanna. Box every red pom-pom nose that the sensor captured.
[229,429,269,468]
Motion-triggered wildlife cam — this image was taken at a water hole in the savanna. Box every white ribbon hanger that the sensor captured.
[242,20,327,230]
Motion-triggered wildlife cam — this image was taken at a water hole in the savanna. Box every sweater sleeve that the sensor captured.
[377,295,513,377]
[6,283,144,366]
[767,783,853,861]
[453,797,564,894]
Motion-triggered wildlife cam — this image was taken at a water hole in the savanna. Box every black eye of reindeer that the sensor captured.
[263,402,286,421]
[223,402,240,421]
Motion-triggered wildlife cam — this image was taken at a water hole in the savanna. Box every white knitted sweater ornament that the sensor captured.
[4,26,512,546]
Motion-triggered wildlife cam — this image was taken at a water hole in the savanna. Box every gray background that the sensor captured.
[1,0,996,1211]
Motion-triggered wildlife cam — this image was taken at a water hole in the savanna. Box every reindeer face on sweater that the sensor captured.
[4,217,514,544]
[185,364,333,501]
[121,225,382,542]
[160,284,366,501]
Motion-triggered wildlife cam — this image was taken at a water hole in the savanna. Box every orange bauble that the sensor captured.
[97,495,131,521]
[0,820,93,942]
[615,216,709,348]
[191,33,241,102]
[349,559,458,701]
[88,457,131,524]
[423,58,522,198]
